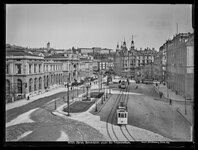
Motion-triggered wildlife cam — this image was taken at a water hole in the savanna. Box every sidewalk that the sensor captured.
[6,78,106,111]
[176,105,193,126]
[6,85,67,111]
[153,83,193,127]
[153,83,186,102]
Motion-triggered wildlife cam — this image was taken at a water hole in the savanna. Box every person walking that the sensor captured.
[127,78,129,85]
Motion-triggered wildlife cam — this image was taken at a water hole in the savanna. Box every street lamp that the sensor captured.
[95,99,98,112]
[66,83,70,116]
[166,73,169,99]
[86,83,91,101]
[184,96,187,115]
[101,71,103,92]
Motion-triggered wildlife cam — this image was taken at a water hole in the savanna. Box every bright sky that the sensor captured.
[6,4,193,51]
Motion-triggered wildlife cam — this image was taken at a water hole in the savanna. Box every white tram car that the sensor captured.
[117,102,128,125]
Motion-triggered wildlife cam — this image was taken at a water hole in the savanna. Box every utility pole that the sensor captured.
[166,73,169,99]
[101,71,103,92]
[67,83,70,116]
[98,62,100,92]
[185,96,187,115]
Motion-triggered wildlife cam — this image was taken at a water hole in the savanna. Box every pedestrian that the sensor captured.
[27,95,30,100]
[127,78,129,85]
[169,99,172,105]
[136,85,138,89]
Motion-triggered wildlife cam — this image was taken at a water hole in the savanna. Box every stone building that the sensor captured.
[114,36,157,79]
[44,51,79,84]
[6,47,80,103]
[78,57,94,80]
[159,42,168,81]
[6,48,45,102]
[166,33,194,100]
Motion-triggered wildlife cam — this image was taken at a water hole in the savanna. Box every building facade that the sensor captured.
[98,59,114,71]
[114,37,157,79]
[166,33,194,100]
[6,47,82,103]
[6,48,46,102]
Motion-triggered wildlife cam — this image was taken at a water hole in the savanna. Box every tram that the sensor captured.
[118,80,126,89]
[117,102,128,125]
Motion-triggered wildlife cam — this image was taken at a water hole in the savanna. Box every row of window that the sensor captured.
[29,77,42,92]
[6,64,23,75]
[28,74,63,92]
[44,64,62,72]
[136,56,153,59]
[6,79,23,94]
[6,63,63,75]
[29,64,42,74]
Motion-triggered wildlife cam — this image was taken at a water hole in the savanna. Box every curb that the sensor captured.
[94,94,112,115]
[153,85,189,103]
[176,107,192,126]
[6,88,67,111]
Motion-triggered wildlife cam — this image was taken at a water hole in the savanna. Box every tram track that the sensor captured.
[120,85,136,141]
[106,89,123,141]
[106,83,136,141]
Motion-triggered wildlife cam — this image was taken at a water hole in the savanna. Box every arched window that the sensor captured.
[34,64,37,73]
[44,76,46,88]
[29,64,32,74]
[47,75,49,87]
[29,78,32,92]
[34,78,37,91]
[51,74,53,85]
[54,74,56,84]
[56,74,58,84]
[39,77,42,90]
[17,79,22,93]
[6,80,10,94]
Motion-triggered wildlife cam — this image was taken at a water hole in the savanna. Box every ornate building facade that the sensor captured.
[114,36,157,79]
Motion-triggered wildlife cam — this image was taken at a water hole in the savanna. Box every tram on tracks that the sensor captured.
[117,102,128,125]
[118,80,126,89]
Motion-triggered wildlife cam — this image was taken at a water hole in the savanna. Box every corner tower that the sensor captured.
[47,42,50,51]
[130,35,135,50]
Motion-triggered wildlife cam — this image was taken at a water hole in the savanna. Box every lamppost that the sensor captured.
[86,83,91,101]
[95,98,98,112]
[77,83,79,98]
[66,83,70,116]
[192,97,194,141]
[98,71,100,92]
[101,71,103,92]
[106,85,108,99]
[166,72,169,99]
[184,96,187,115]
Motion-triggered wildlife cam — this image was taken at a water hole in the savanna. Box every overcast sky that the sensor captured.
[6,4,193,50]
